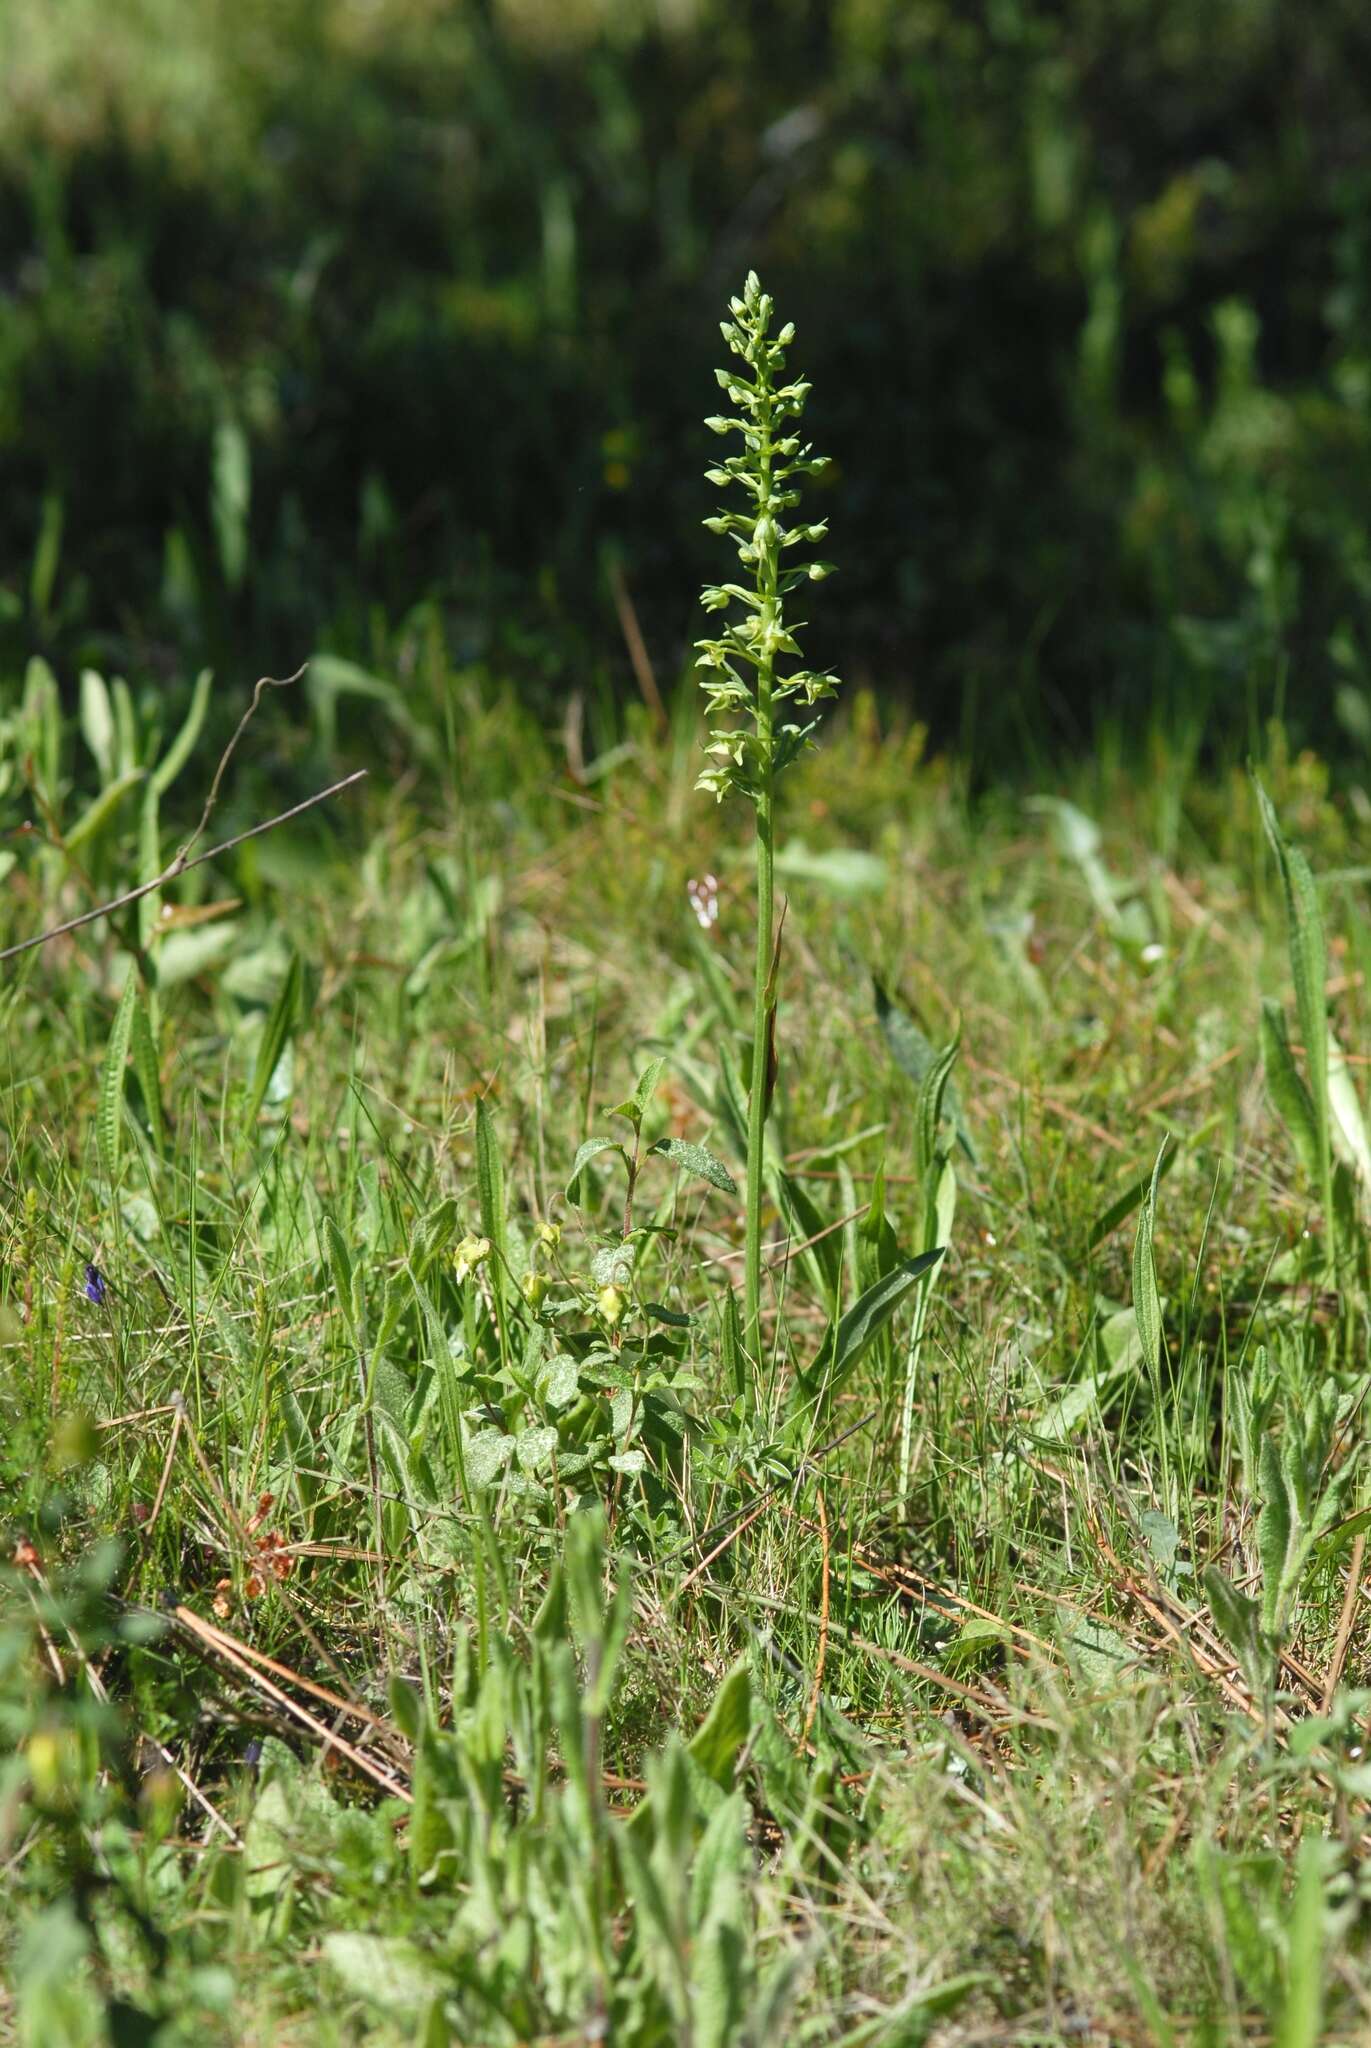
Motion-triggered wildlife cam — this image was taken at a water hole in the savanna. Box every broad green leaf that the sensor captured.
[1061,1614,1131,1689]
[687,1659,751,1788]
[1036,1369,1115,1442]
[539,1351,580,1410]
[79,668,115,784]
[1031,1307,1149,1442]
[929,1150,957,1256]
[616,1822,686,2017]
[151,923,236,986]
[30,491,62,623]
[464,1427,514,1488]
[1030,794,1122,926]
[387,1674,424,1744]
[21,656,62,799]
[98,965,140,1182]
[566,1136,625,1204]
[1140,1509,1182,1572]
[634,1055,667,1116]
[941,1616,1009,1675]
[212,415,251,588]
[1278,1838,1329,2048]
[647,1135,737,1193]
[690,1797,749,2048]
[690,1787,746,1931]
[517,1424,560,1473]
[1257,1432,1301,1637]
[152,667,213,796]
[245,953,302,1130]
[1327,1029,1371,1187]
[321,1933,444,2014]
[64,767,145,854]
[566,1513,632,1716]
[591,1244,633,1290]
[323,1216,359,1340]
[773,839,887,897]
[110,677,138,778]
[1203,1564,1267,1691]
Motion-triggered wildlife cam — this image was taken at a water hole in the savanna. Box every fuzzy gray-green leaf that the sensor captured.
[646,1136,737,1194]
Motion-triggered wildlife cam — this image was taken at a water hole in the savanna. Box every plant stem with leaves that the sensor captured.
[696,274,838,1366]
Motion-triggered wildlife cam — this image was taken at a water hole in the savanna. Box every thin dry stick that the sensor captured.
[179,1608,401,1747]
[0,771,366,963]
[147,1402,185,1532]
[830,1622,1052,1728]
[800,1483,831,1749]
[785,1509,1059,1662]
[167,1392,382,1716]
[676,1498,771,1599]
[171,1606,412,1804]
[179,666,308,864]
[1323,1531,1366,1711]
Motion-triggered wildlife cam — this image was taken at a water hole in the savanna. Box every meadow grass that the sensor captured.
[2,660,1371,2045]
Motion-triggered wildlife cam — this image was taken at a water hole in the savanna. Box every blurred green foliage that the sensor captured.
[3,0,1371,761]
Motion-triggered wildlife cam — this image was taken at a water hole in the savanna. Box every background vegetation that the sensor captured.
[5,0,1371,761]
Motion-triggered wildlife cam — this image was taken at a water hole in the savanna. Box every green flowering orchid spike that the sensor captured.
[696,271,838,807]
[697,274,838,1368]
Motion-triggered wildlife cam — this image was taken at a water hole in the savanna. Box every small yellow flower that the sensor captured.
[596,1284,625,1328]
[26,1729,77,1807]
[523,1271,549,1310]
[454,1234,491,1284]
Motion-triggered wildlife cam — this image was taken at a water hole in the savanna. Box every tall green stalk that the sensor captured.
[696,274,838,1367]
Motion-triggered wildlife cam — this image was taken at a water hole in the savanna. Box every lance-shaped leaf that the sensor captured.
[1131,1138,1169,1372]
[566,1137,627,1205]
[98,966,140,1182]
[808,1248,947,1401]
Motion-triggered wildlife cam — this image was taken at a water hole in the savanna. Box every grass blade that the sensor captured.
[245,953,302,1131]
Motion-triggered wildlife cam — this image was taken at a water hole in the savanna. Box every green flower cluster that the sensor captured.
[696,273,838,805]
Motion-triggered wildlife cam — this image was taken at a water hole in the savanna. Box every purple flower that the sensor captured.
[84,1263,107,1306]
